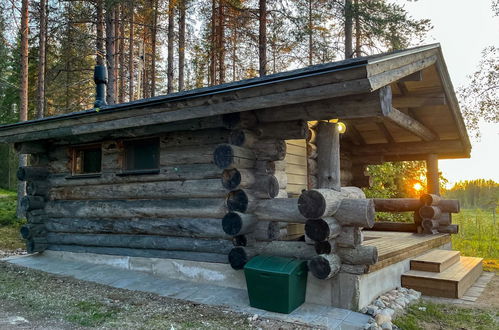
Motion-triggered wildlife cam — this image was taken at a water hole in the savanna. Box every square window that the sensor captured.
[124,138,160,171]
[72,145,102,174]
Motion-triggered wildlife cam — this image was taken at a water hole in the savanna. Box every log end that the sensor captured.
[305,219,329,242]
[315,240,335,254]
[226,189,249,212]
[20,225,30,240]
[16,167,27,181]
[308,254,341,280]
[213,144,234,169]
[298,190,325,219]
[222,169,241,190]
[26,240,48,254]
[228,247,249,270]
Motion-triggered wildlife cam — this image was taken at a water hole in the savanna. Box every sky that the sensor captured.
[393,0,499,187]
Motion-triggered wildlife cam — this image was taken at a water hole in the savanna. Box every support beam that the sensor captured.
[426,153,440,195]
[383,107,437,142]
[392,93,446,108]
[316,122,341,191]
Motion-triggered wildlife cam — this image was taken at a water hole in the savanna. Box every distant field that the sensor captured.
[451,208,499,271]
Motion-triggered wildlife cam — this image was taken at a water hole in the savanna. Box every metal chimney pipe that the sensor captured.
[94,65,107,108]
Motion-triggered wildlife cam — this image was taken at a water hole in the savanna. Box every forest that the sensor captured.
[444,179,499,211]
[0,0,496,196]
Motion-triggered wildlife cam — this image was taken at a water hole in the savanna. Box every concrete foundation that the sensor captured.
[42,242,450,311]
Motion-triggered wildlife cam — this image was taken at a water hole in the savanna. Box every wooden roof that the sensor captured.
[0,43,470,161]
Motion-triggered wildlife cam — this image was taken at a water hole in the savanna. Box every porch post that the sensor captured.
[426,153,439,196]
[316,121,341,191]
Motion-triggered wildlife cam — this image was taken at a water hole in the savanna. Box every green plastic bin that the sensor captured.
[243,255,308,314]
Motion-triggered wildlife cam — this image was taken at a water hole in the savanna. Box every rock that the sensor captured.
[378,308,395,317]
[366,305,379,316]
[407,294,419,301]
[394,298,406,308]
[375,314,391,326]
[399,287,408,294]
[380,322,393,330]
[391,303,403,312]
[409,289,421,298]
[374,299,386,308]
[360,307,368,314]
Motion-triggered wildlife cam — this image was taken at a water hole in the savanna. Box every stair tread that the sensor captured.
[411,249,460,264]
[410,249,461,272]
[404,256,483,282]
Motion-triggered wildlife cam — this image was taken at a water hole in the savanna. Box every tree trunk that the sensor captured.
[308,0,313,66]
[96,0,104,65]
[17,0,29,219]
[344,0,353,59]
[210,0,217,85]
[258,0,267,76]
[167,0,174,93]
[118,4,126,103]
[217,1,225,83]
[178,0,186,91]
[151,0,158,96]
[105,4,115,104]
[128,1,134,101]
[354,0,361,57]
[36,0,47,119]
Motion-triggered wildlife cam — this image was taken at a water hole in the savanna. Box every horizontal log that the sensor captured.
[14,142,47,154]
[298,187,367,219]
[44,217,230,239]
[336,226,363,248]
[373,198,422,212]
[420,193,442,206]
[159,145,217,166]
[308,254,341,280]
[47,245,228,263]
[245,221,282,241]
[213,144,256,169]
[257,121,307,140]
[49,164,224,187]
[305,218,341,241]
[437,213,452,226]
[222,212,258,236]
[160,128,231,148]
[437,200,460,213]
[222,169,281,197]
[26,181,50,197]
[17,166,49,181]
[337,245,378,265]
[228,129,258,148]
[254,139,287,161]
[419,205,441,219]
[228,242,316,269]
[49,179,228,200]
[253,198,307,223]
[314,240,336,254]
[46,199,228,219]
[222,111,258,129]
[366,222,417,232]
[26,210,47,224]
[437,224,459,234]
[45,233,233,254]
[20,224,46,240]
[255,160,286,175]
[335,199,375,228]
[21,196,45,212]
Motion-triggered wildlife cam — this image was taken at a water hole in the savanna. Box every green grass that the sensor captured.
[0,189,24,250]
[393,301,498,330]
[66,301,119,327]
[451,208,499,271]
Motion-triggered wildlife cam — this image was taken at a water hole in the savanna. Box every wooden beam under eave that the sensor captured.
[383,106,437,142]
[350,139,464,159]
[393,93,446,108]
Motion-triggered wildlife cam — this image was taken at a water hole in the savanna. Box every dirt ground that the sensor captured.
[0,259,314,330]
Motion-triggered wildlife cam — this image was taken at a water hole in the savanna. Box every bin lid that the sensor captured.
[244,255,306,275]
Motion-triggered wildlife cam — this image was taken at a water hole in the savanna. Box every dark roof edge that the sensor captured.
[0,44,440,132]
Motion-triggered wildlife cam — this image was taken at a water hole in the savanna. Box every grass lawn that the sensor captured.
[393,300,498,330]
[451,208,499,272]
[0,189,24,251]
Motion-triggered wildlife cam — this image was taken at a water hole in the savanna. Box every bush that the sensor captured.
[0,189,24,226]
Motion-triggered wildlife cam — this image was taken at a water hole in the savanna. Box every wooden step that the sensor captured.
[402,256,483,298]
[410,249,460,272]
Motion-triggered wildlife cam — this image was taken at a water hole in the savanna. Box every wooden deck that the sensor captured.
[362,231,451,273]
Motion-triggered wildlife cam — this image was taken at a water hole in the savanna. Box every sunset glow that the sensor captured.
[413,182,424,192]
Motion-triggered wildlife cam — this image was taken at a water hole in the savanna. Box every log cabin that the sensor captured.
[0,43,483,310]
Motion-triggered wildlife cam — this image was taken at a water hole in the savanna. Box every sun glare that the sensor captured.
[413,182,423,192]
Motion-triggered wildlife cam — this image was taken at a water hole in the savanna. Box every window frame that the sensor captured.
[121,137,161,174]
[70,143,103,176]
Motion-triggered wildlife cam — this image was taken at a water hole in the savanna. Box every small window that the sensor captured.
[72,145,102,174]
[124,138,160,171]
